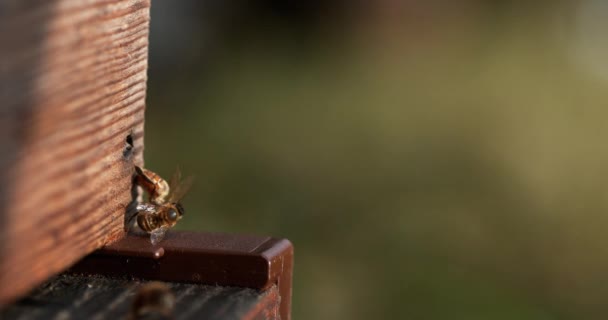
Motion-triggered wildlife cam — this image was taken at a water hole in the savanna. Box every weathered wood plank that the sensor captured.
[0,0,150,304]
[0,274,280,320]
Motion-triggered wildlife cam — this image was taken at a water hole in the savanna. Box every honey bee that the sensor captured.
[129,282,175,320]
[130,166,193,245]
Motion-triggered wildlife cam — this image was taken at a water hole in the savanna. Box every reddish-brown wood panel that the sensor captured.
[0,0,150,304]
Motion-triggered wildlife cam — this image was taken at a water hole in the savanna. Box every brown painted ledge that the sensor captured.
[69,231,293,320]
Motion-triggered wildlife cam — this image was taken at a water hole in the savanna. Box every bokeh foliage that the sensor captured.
[145,1,608,318]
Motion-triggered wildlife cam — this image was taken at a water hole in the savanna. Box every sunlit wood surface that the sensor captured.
[0,0,149,304]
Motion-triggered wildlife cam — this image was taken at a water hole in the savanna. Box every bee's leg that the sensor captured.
[134,166,158,201]
[125,202,138,232]
[125,210,139,232]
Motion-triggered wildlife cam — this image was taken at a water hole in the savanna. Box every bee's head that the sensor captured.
[175,202,185,216]
[167,202,185,222]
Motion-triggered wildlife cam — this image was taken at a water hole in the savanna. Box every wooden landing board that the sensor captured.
[0,0,150,303]
[1,274,280,320]
[70,232,294,320]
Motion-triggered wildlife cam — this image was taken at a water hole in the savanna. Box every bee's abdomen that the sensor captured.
[135,167,170,205]
[151,179,170,204]
[137,213,160,232]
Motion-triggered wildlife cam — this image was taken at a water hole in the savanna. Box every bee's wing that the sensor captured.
[150,225,170,246]
[168,167,182,192]
[168,169,194,203]
[137,203,158,214]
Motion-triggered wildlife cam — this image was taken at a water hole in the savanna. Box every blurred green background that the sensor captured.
[143,1,608,319]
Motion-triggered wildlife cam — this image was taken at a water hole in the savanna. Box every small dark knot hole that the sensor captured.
[124,133,134,158]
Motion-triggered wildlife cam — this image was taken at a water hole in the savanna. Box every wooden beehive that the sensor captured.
[0,0,150,304]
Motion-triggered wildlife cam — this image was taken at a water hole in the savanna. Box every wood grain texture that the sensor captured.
[0,0,150,304]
